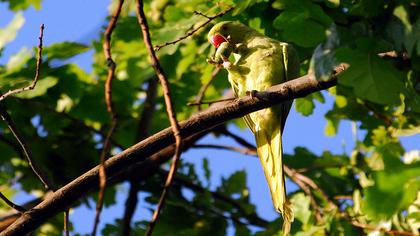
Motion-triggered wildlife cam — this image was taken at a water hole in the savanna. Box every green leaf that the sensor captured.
[290,193,312,226]
[324,116,340,136]
[4,0,42,10]
[392,5,420,56]
[362,163,420,220]
[6,47,31,72]
[309,24,340,81]
[295,92,324,116]
[274,13,326,47]
[232,0,255,16]
[0,12,25,51]
[202,158,211,185]
[43,42,89,60]
[336,48,405,105]
[273,0,332,47]
[15,76,58,98]
[218,170,247,197]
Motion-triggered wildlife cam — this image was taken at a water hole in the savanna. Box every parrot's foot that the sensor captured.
[246,90,270,101]
[206,58,218,65]
[246,90,258,98]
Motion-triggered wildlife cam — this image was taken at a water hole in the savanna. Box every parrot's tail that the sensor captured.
[255,128,294,236]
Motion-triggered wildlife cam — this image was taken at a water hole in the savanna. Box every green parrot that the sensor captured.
[207,21,300,234]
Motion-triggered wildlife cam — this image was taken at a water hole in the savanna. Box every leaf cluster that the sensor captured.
[0,0,419,235]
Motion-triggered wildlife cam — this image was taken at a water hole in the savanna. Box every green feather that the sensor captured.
[208,21,300,236]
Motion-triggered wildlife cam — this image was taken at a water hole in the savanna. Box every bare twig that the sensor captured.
[0,106,54,191]
[0,24,44,102]
[136,1,184,235]
[0,24,53,190]
[92,1,124,235]
[0,192,26,213]
[193,10,212,20]
[187,97,235,106]
[193,67,221,110]
[64,210,69,236]
[333,195,353,200]
[350,220,418,236]
[192,144,257,155]
[154,7,234,51]
[217,126,257,150]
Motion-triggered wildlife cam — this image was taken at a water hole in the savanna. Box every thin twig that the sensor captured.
[194,67,221,110]
[294,163,344,173]
[350,220,418,236]
[193,10,212,20]
[0,24,44,102]
[0,192,26,213]
[187,97,235,106]
[136,1,184,235]
[283,166,325,223]
[92,1,124,235]
[0,24,53,190]
[192,144,257,155]
[217,126,257,150]
[0,106,54,190]
[154,7,234,51]
[64,209,69,236]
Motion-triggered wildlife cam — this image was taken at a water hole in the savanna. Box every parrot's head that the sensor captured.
[208,21,256,48]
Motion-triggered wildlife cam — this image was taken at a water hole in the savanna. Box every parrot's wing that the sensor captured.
[229,76,257,133]
[279,43,299,132]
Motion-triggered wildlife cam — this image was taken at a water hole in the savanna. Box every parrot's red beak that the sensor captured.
[209,34,226,48]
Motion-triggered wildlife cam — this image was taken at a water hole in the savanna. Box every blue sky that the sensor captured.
[1,0,418,235]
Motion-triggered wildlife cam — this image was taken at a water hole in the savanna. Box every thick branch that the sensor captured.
[1,71,340,235]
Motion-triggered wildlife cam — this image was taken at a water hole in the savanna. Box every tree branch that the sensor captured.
[0,24,44,102]
[0,192,26,213]
[93,1,124,234]
[136,1,184,235]
[1,69,341,235]
[0,106,55,191]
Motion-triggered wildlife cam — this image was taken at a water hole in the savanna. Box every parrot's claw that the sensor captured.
[246,90,270,101]
[246,90,258,99]
[207,58,217,65]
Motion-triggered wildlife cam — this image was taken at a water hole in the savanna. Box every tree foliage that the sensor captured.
[0,0,419,235]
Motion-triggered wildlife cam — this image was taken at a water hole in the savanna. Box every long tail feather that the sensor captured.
[255,128,294,236]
